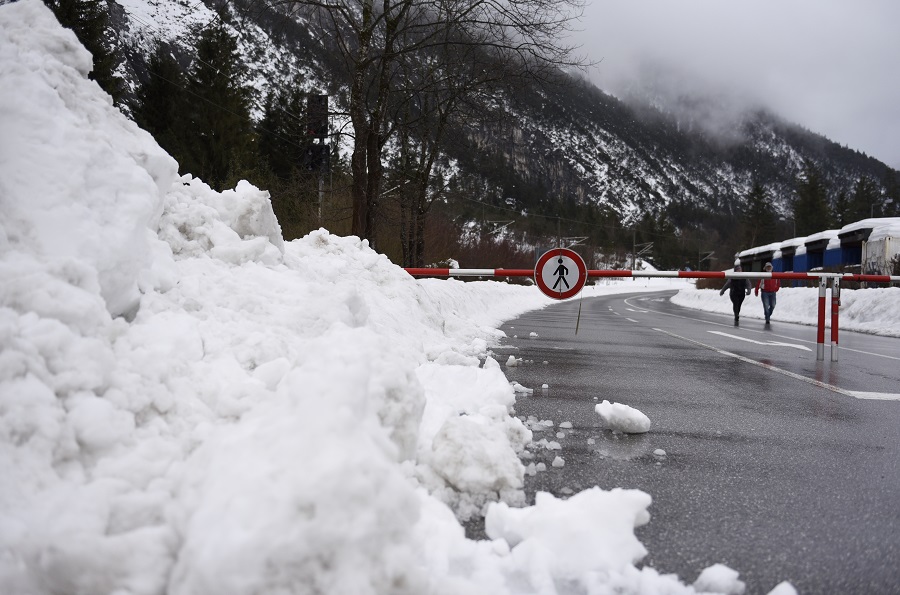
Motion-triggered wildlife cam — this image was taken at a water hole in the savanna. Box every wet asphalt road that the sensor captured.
[495,289,900,595]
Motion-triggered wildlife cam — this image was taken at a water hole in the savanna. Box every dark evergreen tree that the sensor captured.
[632,212,685,270]
[741,180,778,247]
[179,22,257,190]
[44,0,124,105]
[832,190,850,227]
[258,85,308,180]
[132,45,187,163]
[792,160,832,235]
[256,84,334,241]
[849,175,880,221]
[884,170,900,217]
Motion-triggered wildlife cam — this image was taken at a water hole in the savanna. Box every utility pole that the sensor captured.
[632,234,653,271]
[307,94,329,225]
[632,229,635,271]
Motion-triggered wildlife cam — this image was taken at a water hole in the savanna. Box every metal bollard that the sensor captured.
[831,279,841,362]
[816,277,827,361]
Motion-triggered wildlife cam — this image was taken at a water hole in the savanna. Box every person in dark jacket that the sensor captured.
[754,261,781,325]
[720,264,751,325]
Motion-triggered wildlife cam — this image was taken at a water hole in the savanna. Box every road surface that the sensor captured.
[496,290,900,594]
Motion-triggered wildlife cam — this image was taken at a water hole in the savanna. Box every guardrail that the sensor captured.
[404,268,899,361]
[404,268,899,283]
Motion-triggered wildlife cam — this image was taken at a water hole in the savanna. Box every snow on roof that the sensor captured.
[739,218,900,258]
[869,222,900,242]
[779,236,807,249]
[838,217,900,242]
[802,229,840,244]
[838,217,900,236]
[801,230,842,250]
[737,241,781,257]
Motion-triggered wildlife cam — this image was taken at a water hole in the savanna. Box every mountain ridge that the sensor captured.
[100,0,898,268]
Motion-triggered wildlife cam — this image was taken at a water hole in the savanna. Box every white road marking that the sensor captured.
[847,391,900,401]
[621,294,900,361]
[708,330,812,351]
[653,328,858,397]
[626,318,639,323]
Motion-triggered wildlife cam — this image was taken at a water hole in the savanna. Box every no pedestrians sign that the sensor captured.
[535,248,587,299]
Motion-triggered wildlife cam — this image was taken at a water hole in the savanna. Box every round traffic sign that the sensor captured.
[535,248,587,299]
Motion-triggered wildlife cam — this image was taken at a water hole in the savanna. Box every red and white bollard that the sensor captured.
[831,279,841,362]
[816,277,827,361]
[815,277,842,362]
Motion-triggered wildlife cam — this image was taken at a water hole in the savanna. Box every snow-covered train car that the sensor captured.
[860,219,900,275]
[737,218,900,277]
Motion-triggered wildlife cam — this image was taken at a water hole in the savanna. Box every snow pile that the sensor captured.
[0,2,758,594]
[671,285,900,337]
[485,488,651,576]
[0,1,178,318]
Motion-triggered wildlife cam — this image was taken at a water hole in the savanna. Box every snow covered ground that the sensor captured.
[2,2,896,594]
[671,284,900,337]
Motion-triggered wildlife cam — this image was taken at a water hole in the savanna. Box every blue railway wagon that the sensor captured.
[735,218,900,278]
[823,244,842,267]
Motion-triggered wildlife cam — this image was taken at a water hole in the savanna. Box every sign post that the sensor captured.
[534,248,587,300]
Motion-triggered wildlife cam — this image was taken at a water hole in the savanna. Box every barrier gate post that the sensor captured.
[831,278,841,362]
[816,277,827,361]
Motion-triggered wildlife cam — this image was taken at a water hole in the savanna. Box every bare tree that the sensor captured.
[263,0,586,249]
[391,28,509,266]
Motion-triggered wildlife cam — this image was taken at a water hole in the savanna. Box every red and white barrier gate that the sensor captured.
[405,267,899,362]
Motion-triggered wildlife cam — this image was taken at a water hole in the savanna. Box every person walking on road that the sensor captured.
[754,262,780,325]
[720,264,751,325]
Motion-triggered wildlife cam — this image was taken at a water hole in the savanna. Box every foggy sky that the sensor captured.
[572,0,900,169]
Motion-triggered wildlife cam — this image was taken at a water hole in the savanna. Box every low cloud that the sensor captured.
[572,0,900,168]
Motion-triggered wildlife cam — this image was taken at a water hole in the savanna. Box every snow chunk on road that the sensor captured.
[594,400,651,434]
[484,487,651,575]
[765,581,799,595]
[511,381,533,394]
[693,563,747,595]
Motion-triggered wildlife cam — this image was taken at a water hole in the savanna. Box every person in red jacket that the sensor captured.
[754,262,780,325]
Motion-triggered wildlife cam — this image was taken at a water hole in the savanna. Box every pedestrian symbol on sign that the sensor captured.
[535,248,587,300]
[552,258,570,290]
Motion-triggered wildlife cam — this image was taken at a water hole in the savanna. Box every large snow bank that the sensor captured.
[0,2,753,594]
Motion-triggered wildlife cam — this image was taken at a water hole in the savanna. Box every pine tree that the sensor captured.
[44,0,124,105]
[741,180,777,247]
[884,170,900,217]
[792,160,832,235]
[258,85,307,180]
[849,175,880,221]
[178,22,256,190]
[257,84,331,241]
[832,190,850,227]
[133,45,187,163]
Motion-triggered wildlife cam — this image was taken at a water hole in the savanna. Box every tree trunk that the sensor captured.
[414,203,426,267]
[350,127,369,238]
[365,129,382,248]
[400,191,411,266]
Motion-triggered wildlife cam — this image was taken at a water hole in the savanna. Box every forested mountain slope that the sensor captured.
[64,0,900,269]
